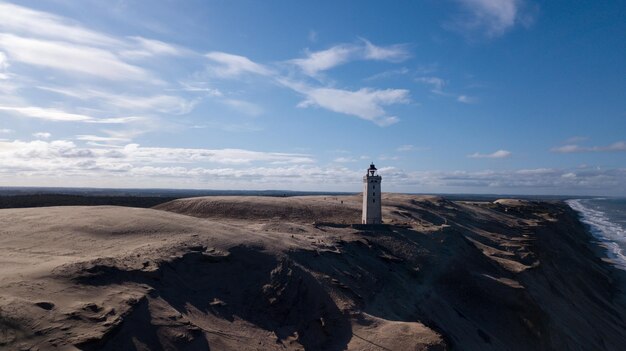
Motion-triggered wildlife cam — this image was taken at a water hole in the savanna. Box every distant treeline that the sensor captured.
[0,187,353,198]
[0,194,179,209]
[0,188,356,209]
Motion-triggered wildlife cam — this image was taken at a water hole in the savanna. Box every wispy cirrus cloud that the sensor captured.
[417,76,478,104]
[0,105,144,124]
[289,44,356,76]
[0,2,186,87]
[364,67,410,82]
[78,129,146,146]
[288,39,409,77]
[468,149,511,158]
[205,51,272,77]
[0,51,8,79]
[0,2,122,47]
[0,34,154,82]
[551,141,626,153]
[457,95,477,104]
[202,49,411,125]
[447,0,534,38]
[416,76,446,93]
[0,2,197,152]
[0,2,183,58]
[120,37,185,59]
[361,38,409,62]
[38,86,197,115]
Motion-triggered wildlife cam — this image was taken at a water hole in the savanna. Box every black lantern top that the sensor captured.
[368,163,377,176]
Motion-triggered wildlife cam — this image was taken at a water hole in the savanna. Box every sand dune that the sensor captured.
[1,194,625,350]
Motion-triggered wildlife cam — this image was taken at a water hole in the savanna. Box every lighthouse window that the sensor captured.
[373,185,376,189]
[373,199,375,203]
[373,192,375,196]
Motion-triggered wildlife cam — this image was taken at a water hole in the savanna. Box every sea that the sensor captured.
[567,198,626,271]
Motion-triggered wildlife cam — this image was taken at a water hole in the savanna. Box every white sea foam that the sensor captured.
[567,199,626,271]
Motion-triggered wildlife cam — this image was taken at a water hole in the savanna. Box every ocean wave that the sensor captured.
[567,199,626,271]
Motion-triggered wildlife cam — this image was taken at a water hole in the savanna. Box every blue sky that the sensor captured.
[0,0,624,195]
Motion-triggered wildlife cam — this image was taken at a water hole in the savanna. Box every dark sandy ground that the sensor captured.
[1,194,625,350]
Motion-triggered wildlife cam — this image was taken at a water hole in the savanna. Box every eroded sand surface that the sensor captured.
[1,195,625,350]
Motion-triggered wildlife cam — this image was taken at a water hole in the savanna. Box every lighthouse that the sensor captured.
[362,163,382,224]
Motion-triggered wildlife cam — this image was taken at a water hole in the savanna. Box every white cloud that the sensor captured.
[39,86,197,115]
[298,87,408,126]
[125,145,314,165]
[406,167,626,194]
[87,116,146,124]
[0,34,153,81]
[0,105,91,122]
[457,95,476,103]
[120,36,184,58]
[397,145,414,152]
[0,128,12,134]
[468,149,511,158]
[78,130,144,146]
[282,79,409,126]
[205,51,272,77]
[33,132,51,139]
[289,39,409,77]
[0,2,122,47]
[551,141,626,153]
[308,30,318,43]
[0,3,184,58]
[76,135,131,144]
[416,78,478,103]
[364,67,410,81]
[0,140,94,160]
[175,82,223,96]
[416,76,446,93]
[449,0,531,38]
[200,50,412,125]
[0,51,8,79]
[289,45,356,76]
[0,140,314,169]
[0,105,142,124]
[0,140,624,195]
[561,172,576,179]
[361,38,409,62]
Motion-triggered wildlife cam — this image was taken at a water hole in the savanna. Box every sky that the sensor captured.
[0,0,624,195]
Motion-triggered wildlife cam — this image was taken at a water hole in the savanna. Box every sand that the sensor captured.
[0,194,625,350]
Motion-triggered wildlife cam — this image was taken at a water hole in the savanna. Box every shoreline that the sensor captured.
[548,202,626,308]
[566,198,626,272]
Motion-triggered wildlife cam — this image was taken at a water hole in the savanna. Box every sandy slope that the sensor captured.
[1,194,625,350]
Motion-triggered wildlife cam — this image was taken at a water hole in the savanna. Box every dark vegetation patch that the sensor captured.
[0,194,178,209]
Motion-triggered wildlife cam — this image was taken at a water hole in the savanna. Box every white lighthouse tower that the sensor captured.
[362,163,382,224]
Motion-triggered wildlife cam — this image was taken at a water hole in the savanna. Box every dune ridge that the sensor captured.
[0,194,625,350]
